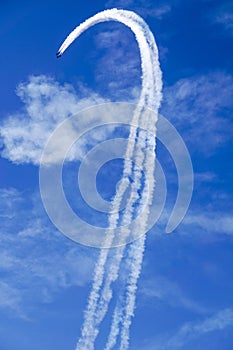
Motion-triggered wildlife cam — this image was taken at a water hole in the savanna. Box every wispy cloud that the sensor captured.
[160,308,233,349]
[98,1,170,99]
[0,188,23,219]
[162,71,233,154]
[0,188,96,317]
[0,281,23,317]
[0,75,107,165]
[182,212,233,236]
[101,1,169,98]
[139,275,207,314]
[215,12,233,31]
[94,27,141,99]
[209,2,233,33]
[194,171,217,183]
[141,308,233,350]
[93,26,167,99]
[105,0,171,19]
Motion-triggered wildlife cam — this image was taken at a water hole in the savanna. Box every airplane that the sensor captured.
[56,51,62,58]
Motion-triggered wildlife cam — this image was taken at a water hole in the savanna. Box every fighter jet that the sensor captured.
[56,50,62,58]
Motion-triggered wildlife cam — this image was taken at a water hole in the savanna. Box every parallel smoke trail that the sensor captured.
[117,47,160,349]
[90,12,162,342]
[105,128,157,350]
[119,134,157,350]
[57,8,162,350]
[102,12,162,350]
[104,137,156,349]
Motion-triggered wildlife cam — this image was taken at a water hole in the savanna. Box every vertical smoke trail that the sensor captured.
[105,135,156,350]
[57,8,162,350]
[103,120,157,349]
[119,133,157,350]
[105,299,124,350]
[102,13,162,350]
[104,132,156,349]
[118,51,160,350]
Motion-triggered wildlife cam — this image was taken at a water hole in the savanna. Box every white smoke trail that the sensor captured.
[57,8,162,350]
[117,65,159,350]
[104,128,156,349]
[105,299,124,350]
[100,13,162,350]
[119,137,157,350]
[104,125,157,349]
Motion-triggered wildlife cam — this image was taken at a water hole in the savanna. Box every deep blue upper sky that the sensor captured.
[0,0,233,349]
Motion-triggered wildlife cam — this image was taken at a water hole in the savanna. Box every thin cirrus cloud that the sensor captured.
[0,281,22,314]
[105,0,171,19]
[139,275,207,314]
[94,4,169,98]
[161,71,233,154]
[182,212,233,236]
[0,188,95,317]
[160,308,233,350]
[209,2,233,33]
[94,27,141,99]
[94,26,167,98]
[215,11,233,31]
[141,308,233,350]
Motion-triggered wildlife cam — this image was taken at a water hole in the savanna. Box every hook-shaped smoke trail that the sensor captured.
[57,8,162,350]
[100,12,162,350]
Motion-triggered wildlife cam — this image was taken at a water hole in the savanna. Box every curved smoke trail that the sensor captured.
[57,8,162,349]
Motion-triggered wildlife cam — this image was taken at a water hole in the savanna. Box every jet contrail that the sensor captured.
[57,8,162,350]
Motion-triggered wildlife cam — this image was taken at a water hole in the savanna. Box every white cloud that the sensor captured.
[139,275,207,314]
[215,12,233,31]
[105,0,133,8]
[94,27,141,99]
[162,72,233,154]
[141,308,233,350]
[93,24,167,99]
[0,188,96,317]
[0,188,23,219]
[101,1,170,97]
[105,0,171,19]
[209,2,233,33]
[155,204,233,240]
[0,75,108,165]
[182,212,233,236]
[0,281,23,316]
[194,171,217,183]
[0,74,152,167]
[159,308,233,350]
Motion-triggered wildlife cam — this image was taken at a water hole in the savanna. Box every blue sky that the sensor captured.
[0,0,233,349]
